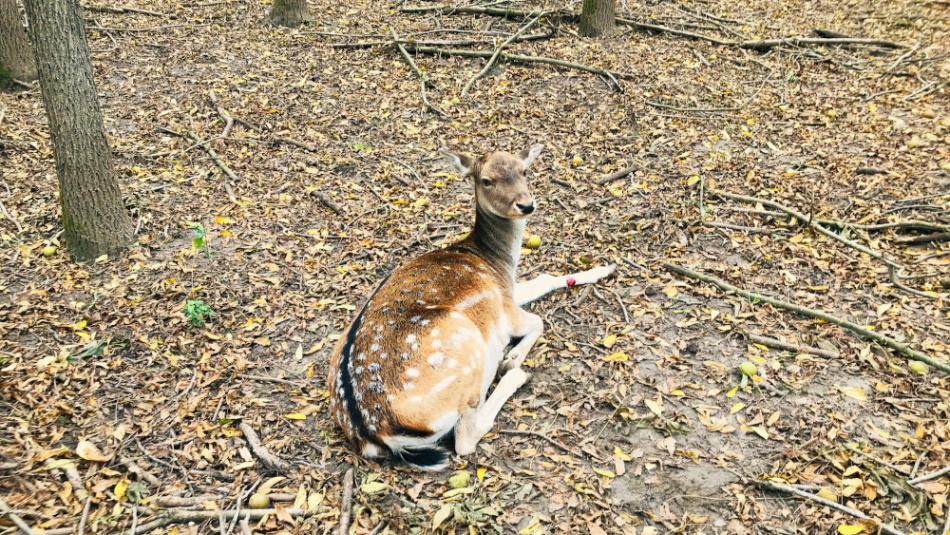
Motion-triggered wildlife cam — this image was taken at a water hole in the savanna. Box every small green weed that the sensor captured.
[184,299,215,327]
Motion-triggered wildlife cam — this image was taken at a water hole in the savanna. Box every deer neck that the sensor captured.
[463,202,525,282]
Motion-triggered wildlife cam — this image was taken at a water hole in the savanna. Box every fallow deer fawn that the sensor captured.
[327,145,615,470]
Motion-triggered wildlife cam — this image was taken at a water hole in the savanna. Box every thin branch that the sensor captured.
[745,333,839,359]
[207,90,234,138]
[0,199,23,233]
[711,189,904,269]
[596,163,637,185]
[461,13,543,97]
[908,465,950,486]
[740,37,904,51]
[0,497,36,535]
[238,423,291,472]
[388,27,450,118]
[498,429,603,461]
[337,468,355,535]
[755,480,906,535]
[844,444,912,476]
[82,4,167,16]
[662,262,950,375]
[133,508,311,534]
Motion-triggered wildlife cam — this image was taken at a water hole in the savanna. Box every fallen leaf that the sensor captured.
[76,440,110,462]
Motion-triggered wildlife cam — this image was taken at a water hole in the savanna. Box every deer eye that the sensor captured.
[480,178,493,187]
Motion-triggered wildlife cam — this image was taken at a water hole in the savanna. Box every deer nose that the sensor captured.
[515,201,535,215]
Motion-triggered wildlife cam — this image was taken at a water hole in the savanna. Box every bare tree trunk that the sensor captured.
[22,0,132,260]
[0,0,37,84]
[269,0,310,27]
[579,0,615,37]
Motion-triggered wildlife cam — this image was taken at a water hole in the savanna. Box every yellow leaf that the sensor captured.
[602,352,628,362]
[258,476,285,495]
[837,524,865,535]
[70,320,88,331]
[284,413,307,420]
[687,175,700,186]
[360,481,388,494]
[751,426,769,439]
[76,440,110,462]
[730,402,746,414]
[841,387,867,402]
[817,488,838,501]
[307,492,324,512]
[752,343,769,351]
[662,285,678,298]
[614,447,631,461]
[602,334,617,348]
[726,385,739,398]
[594,468,615,478]
[114,479,129,501]
[214,216,234,225]
[876,303,892,316]
[476,467,487,481]
[645,398,663,417]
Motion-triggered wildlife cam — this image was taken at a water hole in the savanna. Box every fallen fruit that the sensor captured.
[448,471,470,489]
[908,361,929,374]
[738,362,757,377]
[42,246,57,257]
[248,493,270,509]
[525,235,541,249]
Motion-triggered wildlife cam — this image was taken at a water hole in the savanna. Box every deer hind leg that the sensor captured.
[455,367,530,456]
[514,264,617,305]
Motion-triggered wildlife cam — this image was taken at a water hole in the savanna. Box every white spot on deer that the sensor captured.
[405,367,420,378]
[403,382,415,391]
[457,289,493,309]
[446,358,457,369]
[427,352,445,367]
[432,339,442,349]
[431,328,441,337]
[430,375,456,395]
[370,343,379,352]
[450,311,464,320]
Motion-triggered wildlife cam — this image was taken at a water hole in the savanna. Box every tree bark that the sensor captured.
[579,0,615,37]
[269,0,310,27]
[22,0,132,260]
[0,0,37,84]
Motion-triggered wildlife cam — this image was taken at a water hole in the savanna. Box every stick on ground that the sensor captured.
[596,163,637,185]
[337,467,355,535]
[461,13,543,97]
[239,422,291,472]
[662,262,950,374]
[756,480,906,535]
[745,333,839,358]
[908,465,950,486]
[133,508,311,534]
[0,496,36,535]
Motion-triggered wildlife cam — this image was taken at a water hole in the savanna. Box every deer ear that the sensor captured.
[442,150,475,176]
[520,144,544,169]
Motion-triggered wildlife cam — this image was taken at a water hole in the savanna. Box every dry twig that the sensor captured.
[238,422,291,472]
[0,496,36,535]
[337,468,355,535]
[461,13,543,97]
[133,508,310,534]
[745,333,840,358]
[908,465,950,486]
[755,480,906,535]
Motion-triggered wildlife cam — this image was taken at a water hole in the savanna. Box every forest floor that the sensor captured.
[1,0,949,533]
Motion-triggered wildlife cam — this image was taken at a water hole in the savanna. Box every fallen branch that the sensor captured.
[82,4,167,16]
[499,429,604,461]
[908,465,950,486]
[316,192,344,216]
[844,444,912,476]
[755,480,906,535]
[337,468,355,535]
[888,265,940,300]
[596,163,637,185]
[330,32,553,49]
[745,333,840,358]
[0,199,23,233]
[388,27,449,118]
[405,45,630,88]
[712,189,904,269]
[461,13,543,96]
[77,496,91,535]
[646,100,738,113]
[156,127,237,203]
[895,231,950,245]
[239,422,291,472]
[662,262,950,374]
[0,496,36,535]
[821,219,950,234]
[120,456,161,486]
[740,37,904,51]
[133,508,310,534]
[207,90,234,138]
[702,220,784,234]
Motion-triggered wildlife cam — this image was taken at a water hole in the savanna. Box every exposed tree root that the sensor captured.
[238,422,291,472]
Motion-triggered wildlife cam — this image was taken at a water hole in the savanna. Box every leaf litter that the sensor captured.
[0,0,948,533]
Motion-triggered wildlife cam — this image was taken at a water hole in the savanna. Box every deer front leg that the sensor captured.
[500,310,543,372]
[514,264,617,305]
[455,366,530,455]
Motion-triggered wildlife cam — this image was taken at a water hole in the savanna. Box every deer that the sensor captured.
[327,145,615,470]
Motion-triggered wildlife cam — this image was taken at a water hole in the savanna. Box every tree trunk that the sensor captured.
[0,0,37,84]
[579,0,615,37]
[22,0,132,260]
[269,0,309,27]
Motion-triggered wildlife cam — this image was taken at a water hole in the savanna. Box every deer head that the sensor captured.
[444,145,544,219]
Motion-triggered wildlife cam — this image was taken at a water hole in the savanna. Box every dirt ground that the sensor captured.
[1,0,948,533]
